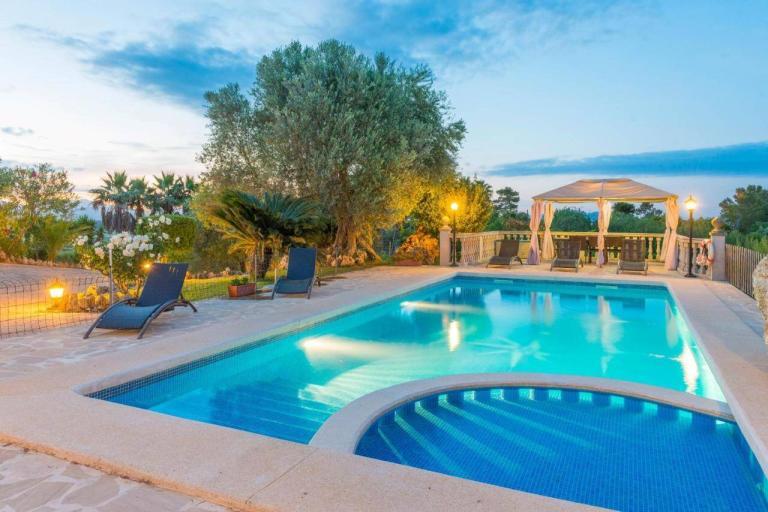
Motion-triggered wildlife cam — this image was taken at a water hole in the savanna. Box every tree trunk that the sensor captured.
[256,248,273,278]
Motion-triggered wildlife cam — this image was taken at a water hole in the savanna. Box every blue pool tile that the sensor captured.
[357,387,768,512]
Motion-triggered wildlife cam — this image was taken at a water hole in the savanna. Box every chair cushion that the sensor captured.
[274,278,312,294]
[620,261,648,271]
[552,258,580,268]
[98,304,162,329]
[488,256,513,266]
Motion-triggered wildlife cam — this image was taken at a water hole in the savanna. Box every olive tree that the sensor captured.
[199,40,465,261]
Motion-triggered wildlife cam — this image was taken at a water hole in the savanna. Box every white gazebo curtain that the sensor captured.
[542,202,555,260]
[596,199,613,266]
[661,197,679,270]
[527,201,544,264]
[529,179,679,267]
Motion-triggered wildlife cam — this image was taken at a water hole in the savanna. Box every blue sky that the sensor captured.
[1,0,767,215]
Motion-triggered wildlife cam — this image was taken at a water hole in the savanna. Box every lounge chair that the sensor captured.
[272,247,317,299]
[617,239,648,275]
[550,239,583,272]
[487,239,523,268]
[84,263,197,339]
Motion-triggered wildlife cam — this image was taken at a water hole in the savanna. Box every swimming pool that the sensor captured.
[356,386,766,511]
[90,276,724,444]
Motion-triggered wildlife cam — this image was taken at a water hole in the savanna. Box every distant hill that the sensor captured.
[74,200,101,222]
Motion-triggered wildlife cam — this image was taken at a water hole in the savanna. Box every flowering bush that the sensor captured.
[75,214,182,293]
[136,214,196,261]
[393,229,439,264]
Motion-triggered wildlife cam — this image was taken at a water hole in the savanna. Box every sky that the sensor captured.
[1,0,767,216]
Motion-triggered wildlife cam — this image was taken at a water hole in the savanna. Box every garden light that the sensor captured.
[48,280,65,299]
[684,195,697,212]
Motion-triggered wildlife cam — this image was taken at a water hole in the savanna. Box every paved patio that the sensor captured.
[0,263,764,511]
[0,444,225,511]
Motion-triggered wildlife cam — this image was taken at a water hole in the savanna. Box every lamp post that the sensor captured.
[450,202,459,267]
[684,195,697,278]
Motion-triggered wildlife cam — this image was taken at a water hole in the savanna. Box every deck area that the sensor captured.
[0,264,763,511]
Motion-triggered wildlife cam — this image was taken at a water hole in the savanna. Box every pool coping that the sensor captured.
[310,373,733,454]
[0,266,764,512]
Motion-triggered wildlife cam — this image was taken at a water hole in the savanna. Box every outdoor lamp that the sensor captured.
[142,261,152,271]
[450,202,459,267]
[48,280,64,299]
[684,194,697,278]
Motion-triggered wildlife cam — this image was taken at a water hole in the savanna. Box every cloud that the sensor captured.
[337,0,651,73]
[13,1,652,108]
[16,21,254,108]
[1,126,34,137]
[89,42,253,107]
[486,142,768,177]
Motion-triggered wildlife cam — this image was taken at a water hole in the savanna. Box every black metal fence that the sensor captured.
[0,276,111,338]
[725,244,766,298]
[0,274,238,338]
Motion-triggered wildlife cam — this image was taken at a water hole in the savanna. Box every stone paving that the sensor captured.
[0,444,226,511]
[0,264,762,511]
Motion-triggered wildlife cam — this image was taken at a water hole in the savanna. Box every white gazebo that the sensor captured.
[528,178,679,269]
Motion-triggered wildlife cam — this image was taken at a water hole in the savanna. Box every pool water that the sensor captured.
[93,277,724,444]
[356,388,767,512]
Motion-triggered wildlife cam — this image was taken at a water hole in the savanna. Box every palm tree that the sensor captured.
[35,217,90,262]
[180,175,198,214]
[126,178,151,218]
[90,171,132,232]
[209,190,320,279]
[151,171,183,214]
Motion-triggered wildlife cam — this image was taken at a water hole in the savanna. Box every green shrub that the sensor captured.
[726,231,768,253]
[136,214,196,263]
[189,224,244,273]
[393,229,439,264]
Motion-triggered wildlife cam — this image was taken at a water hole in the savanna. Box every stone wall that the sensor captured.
[754,256,768,344]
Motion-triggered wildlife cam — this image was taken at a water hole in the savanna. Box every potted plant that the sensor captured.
[393,230,439,266]
[228,276,256,298]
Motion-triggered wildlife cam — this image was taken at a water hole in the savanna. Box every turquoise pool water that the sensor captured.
[93,277,724,443]
[357,387,766,511]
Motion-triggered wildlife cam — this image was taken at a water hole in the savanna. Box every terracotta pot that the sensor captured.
[228,283,256,298]
[394,259,422,267]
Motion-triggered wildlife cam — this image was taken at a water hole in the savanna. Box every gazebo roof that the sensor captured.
[532,178,676,203]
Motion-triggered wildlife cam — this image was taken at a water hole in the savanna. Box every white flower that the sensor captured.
[127,261,132,267]
[165,217,172,225]
[106,243,114,250]
[175,237,180,243]
[137,218,143,225]
[122,248,135,257]
[94,247,105,258]
[162,232,169,240]
[149,253,155,258]
[147,243,153,250]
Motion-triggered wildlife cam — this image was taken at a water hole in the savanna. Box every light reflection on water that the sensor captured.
[106,276,725,445]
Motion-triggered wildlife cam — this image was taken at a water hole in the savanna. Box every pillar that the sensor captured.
[709,217,726,281]
[439,225,452,266]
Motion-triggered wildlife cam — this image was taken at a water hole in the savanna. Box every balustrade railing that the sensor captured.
[675,237,709,278]
[455,230,666,266]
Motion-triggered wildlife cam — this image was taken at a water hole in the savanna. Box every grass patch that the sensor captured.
[182,263,384,301]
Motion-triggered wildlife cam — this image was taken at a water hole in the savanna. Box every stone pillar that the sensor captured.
[439,225,452,266]
[709,218,726,281]
[754,256,768,345]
